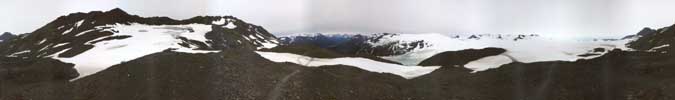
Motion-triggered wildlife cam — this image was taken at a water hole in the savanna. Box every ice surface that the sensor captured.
[255,51,440,79]
[53,23,220,80]
[464,55,513,72]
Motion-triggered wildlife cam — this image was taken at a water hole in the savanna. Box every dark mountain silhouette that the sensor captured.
[0,32,16,42]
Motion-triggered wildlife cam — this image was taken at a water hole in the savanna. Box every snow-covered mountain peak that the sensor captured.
[0,8,280,79]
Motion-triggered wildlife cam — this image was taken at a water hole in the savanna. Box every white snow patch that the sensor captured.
[212,18,227,25]
[52,23,222,80]
[63,28,74,34]
[257,42,278,50]
[37,39,47,44]
[255,51,440,79]
[75,20,85,27]
[248,35,258,39]
[651,44,670,50]
[75,29,95,36]
[54,43,68,47]
[8,50,30,57]
[464,55,513,72]
[224,22,237,29]
[173,48,220,53]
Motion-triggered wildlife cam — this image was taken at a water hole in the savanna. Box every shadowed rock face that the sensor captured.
[417,47,506,66]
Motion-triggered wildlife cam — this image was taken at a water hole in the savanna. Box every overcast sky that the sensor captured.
[1,0,674,37]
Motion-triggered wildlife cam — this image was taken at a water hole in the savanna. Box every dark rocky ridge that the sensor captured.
[417,47,506,66]
[627,24,675,54]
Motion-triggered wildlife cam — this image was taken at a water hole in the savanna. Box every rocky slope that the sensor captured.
[627,24,675,54]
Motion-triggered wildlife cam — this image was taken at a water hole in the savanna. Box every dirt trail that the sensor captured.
[266,70,301,100]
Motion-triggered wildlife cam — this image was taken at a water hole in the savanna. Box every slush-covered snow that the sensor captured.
[255,51,440,79]
[376,33,631,71]
[464,55,513,72]
[52,23,220,80]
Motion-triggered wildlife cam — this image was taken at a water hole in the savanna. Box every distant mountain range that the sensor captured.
[1,8,674,100]
[279,32,631,65]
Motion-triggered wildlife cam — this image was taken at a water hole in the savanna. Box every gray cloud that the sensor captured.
[1,0,674,37]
